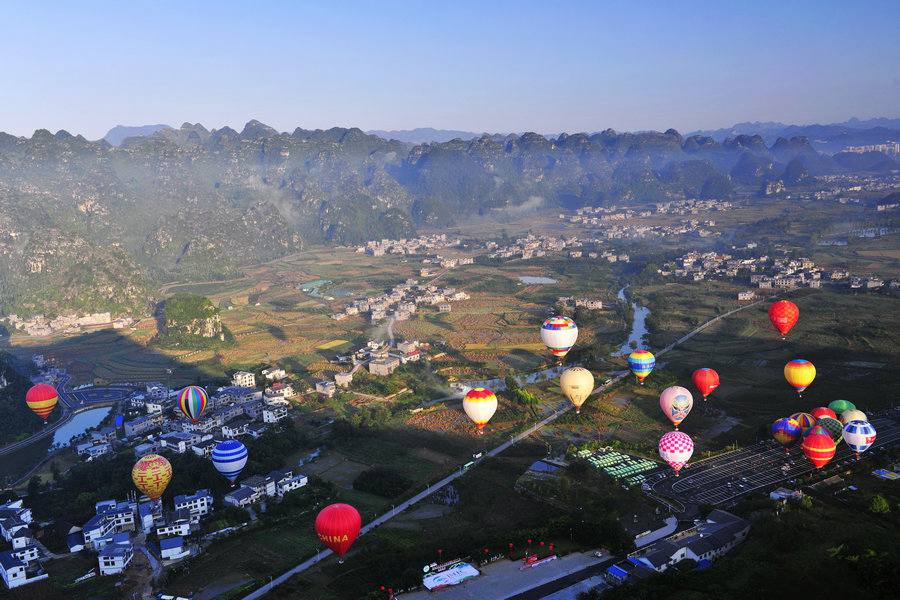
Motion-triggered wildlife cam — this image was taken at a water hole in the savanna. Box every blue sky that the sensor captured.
[1,0,898,138]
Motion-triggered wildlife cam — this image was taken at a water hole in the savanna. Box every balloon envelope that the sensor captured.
[801,426,836,469]
[816,416,844,442]
[810,407,837,421]
[26,383,59,421]
[691,368,719,399]
[771,417,801,446]
[784,359,816,393]
[315,503,361,557]
[212,440,248,483]
[789,412,817,434]
[842,420,876,455]
[659,386,693,428]
[659,431,693,474]
[463,387,498,431]
[828,399,855,415]
[179,386,208,423]
[627,350,656,383]
[840,409,867,424]
[540,316,578,358]
[560,367,594,413]
[132,454,172,501]
[769,300,799,337]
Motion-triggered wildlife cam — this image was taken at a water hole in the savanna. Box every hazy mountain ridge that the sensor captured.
[689,117,900,151]
[1,121,896,317]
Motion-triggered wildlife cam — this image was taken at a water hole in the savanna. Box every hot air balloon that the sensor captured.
[540,316,578,360]
[315,503,361,562]
[790,412,817,434]
[659,431,693,476]
[842,420,876,459]
[25,383,59,421]
[810,407,837,421]
[463,387,498,434]
[801,426,836,469]
[627,350,655,385]
[771,417,801,448]
[691,368,719,400]
[815,416,844,443]
[840,409,866,424]
[178,385,208,423]
[784,359,816,396]
[132,454,172,501]
[769,300,799,339]
[560,367,594,414]
[211,440,248,484]
[659,386,693,429]
[828,399,855,415]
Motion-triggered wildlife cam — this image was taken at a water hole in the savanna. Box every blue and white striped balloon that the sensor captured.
[211,440,248,483]
[842,420,876,456]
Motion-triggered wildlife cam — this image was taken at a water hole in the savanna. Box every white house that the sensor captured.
[98,536,133,576]
[232,371,256,388]
[156,510,192,538]
[277,473,308,497]
[263,406,288,424]
[174,490,213,522]
[0,551,48,589]
[160,536,190,561]
[261,367,286,381]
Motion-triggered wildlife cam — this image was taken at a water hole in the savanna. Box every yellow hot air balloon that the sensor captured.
[784,359,816,396]
[463,387,498,434]
[132,454,172,501]
[560,367,594,413]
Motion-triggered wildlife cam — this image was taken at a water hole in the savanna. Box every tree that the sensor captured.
[868,494,890,514]
[513,388,539,416]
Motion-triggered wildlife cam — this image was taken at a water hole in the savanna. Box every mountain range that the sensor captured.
[1,120,897,318]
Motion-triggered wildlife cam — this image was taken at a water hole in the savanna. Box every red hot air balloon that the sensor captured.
[315,503,361,562]
[26,383,59,421]
[769,300,799,339]
[810,406,837,421]
[801,426,836,469]
[691,368,720,401]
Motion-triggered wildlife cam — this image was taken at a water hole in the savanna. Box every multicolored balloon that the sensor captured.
[132,454,172,501]
[842,420,876,458]
[801,426,836,469]
[179,385,208,423]
[840,409,867,424]
[815,416,844,443]
[540,316,578,360]
[315,503,361,561]
[211,440,248,483]
[828,399,855,415]
[810,406,837,421]
[26,383,59,421]
[463,387,498,434]
[560,367,594,414]
[627,349,655,385]
[659,386,693,429]
[790,412,817,434]
[659,431,693,476]
[771,417,801,447]
[691,368,719,400]
[769,300,799,338]
[784,359,816,396]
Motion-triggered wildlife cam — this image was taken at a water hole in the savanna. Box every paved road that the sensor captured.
[243,298,765,599]
[506,556,615,600]
[651,415,900,507]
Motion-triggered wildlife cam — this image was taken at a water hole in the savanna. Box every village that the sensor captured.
[657,242,899,296]
[4,312,135,338]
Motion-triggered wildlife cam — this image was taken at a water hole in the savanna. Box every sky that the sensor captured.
[1,0,899,139]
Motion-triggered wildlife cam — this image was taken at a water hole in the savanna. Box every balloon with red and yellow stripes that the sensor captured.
[463,387,498,434]
[26,383,59,421]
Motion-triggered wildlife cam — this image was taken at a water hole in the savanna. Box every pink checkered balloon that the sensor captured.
[659,430,694,476]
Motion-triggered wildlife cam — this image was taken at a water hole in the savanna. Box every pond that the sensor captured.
[518,276,558,284]
[614,286,651,356]
[53,407,112,448]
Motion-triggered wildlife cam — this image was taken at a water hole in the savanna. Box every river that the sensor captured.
[614,286,650,356]
[52,406,112,448]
